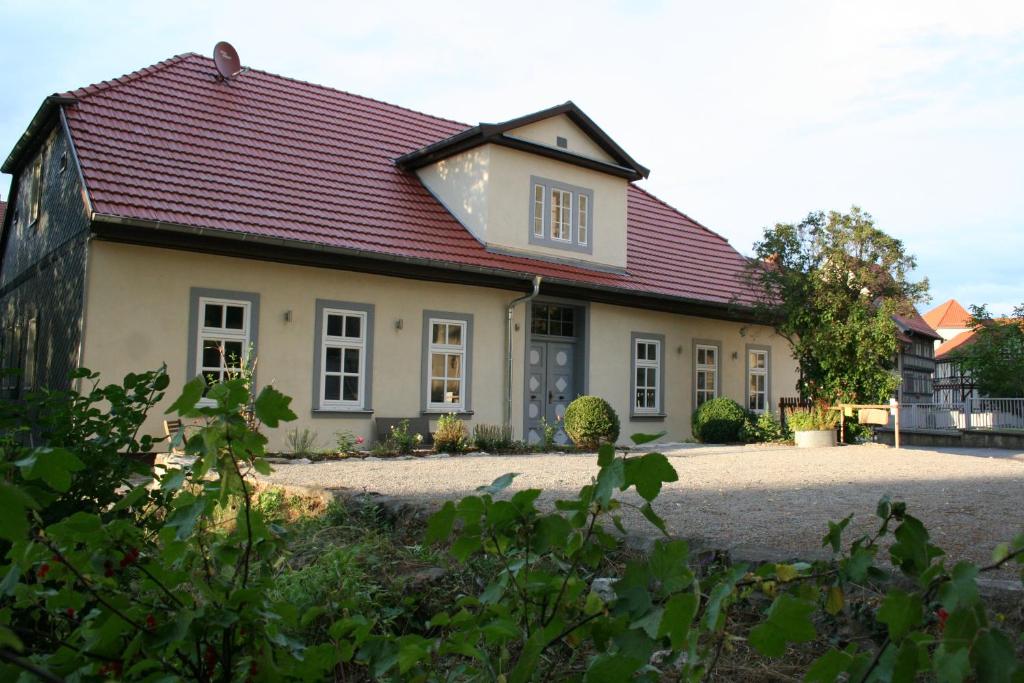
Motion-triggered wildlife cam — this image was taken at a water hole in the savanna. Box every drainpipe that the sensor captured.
[506,276,542,426]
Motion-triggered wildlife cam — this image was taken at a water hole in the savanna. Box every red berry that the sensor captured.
[937,607,949,630]
[51,554,62,563]
[65,607,75,618]
[145,613,156,630]
[37,563,51,579]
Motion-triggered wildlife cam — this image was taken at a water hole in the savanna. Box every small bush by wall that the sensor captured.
[432,413,469,453]
[692,397,751,443]
[563,396,620,449]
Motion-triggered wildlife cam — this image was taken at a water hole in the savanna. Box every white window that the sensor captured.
[748,349,768,413]
[577,194,589,245]
[550,188,572,241]
[320,308,367,409]
[634,338,661,413]
[196,297,251,390]
[26,153,43,226]
[427,319,466,411]
[533,183,544,237]
[695,344,719,408]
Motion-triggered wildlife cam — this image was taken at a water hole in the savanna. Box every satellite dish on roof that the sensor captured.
[213,41,242,80]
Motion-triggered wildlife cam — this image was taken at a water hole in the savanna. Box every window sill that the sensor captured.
[630,412,667,421]
[421,409,474,418]
[311,409,374,418]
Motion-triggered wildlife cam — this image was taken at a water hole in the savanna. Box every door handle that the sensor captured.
[548,390,553,403]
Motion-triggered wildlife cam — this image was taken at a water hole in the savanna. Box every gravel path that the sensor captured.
[260,444,1024,574]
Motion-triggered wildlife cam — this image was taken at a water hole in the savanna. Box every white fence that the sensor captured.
[899,398,1024,431]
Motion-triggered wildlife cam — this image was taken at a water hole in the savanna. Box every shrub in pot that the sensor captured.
[788,405,840,447]
[563,396,620,449]
[692,397,751,443]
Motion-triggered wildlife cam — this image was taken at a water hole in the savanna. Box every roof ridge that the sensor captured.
[60,52,199,99]
[629,185,736,248]
[238,58,470,130]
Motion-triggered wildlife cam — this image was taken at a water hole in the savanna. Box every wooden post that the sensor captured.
[894,401,900,449]
[840,404,845,444]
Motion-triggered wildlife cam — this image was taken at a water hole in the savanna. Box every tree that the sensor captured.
[746,207,929,403]
[956,304,1024,397]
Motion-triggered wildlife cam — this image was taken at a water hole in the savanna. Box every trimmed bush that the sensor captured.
[563,396,620,449]
[692,397,751,443]
[432,413,469,453]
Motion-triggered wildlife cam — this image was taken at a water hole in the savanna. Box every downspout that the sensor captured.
[506,276,542,426]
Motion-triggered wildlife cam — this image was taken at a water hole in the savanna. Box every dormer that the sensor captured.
[397,103,648,272]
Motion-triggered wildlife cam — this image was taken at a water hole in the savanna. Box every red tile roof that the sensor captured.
[893,309,941,341]
[56,53,759,307]
[935,328,978,359]
[923,299,972,330]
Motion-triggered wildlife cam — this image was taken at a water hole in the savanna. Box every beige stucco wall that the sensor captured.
[417,143,628,270]
[587,303,798,440]
[505,115,617,164]
[81,241,798,452]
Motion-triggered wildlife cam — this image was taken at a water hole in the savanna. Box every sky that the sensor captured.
[1,0,1022,315]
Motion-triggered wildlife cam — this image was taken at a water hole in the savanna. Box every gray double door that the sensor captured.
[525,341,576,446]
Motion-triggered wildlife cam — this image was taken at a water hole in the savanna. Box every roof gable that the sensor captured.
[395,101,650,180]
[10,53,760,310]
[923,298,972,329]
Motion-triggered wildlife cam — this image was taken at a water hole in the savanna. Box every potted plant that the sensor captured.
[788,405,840,447]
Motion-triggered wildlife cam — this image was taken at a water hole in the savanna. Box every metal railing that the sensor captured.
[898,398,1024,431]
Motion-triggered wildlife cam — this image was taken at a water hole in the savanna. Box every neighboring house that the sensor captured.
[933,329,979,403]
[892,311,940,404]
[0,52,799,450]
[922,298,973,348]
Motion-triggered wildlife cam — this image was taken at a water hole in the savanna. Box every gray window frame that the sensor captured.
[528,175,594,255]
[745,344,771,414]
[421,310,474,416]
[312,299,375,415]
[187,287,260,387]
[693,339,721,409]
[630,332,666,420]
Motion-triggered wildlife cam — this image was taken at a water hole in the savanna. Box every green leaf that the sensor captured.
[822,514,852,553]
[629,607,663,639]
[971,630,1017,683]
[938,562,979,612]
[877,590,922,641]
[509,623,560,683]
[804,648,854,682]
[623,451,678,501]
[425,502,456,544]
[889,515,941,577]
[584,590,605,616]
[825,585,844,615]
[16,447,85,492]
[775,563,799,582]
[933,645,970,683]
[650,540,692,594]
[252,458,272,476]
[629,431,666,445]
[639,502,667,534]
[659,591,698,650]
[585,653,644,682]
[112,484,149,511]
[477,472,518,495]
[166,377,205,415]
[594,457,624,507]
[396,635,432,674]
[748,594,817,657]
[0,482,37,541]
[253,385,297,427]
[597,443,616,467]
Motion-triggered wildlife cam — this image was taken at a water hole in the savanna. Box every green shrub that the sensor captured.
[787,405,840,432]
[741,411,787,443]
[563,395,620,449]
[285,427,320,456]
[472,423,513,452]
[381,419,422,454]
[692,397,751,443]
[432,413,468,453]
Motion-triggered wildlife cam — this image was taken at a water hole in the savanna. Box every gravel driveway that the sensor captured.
[260,444,1024,574]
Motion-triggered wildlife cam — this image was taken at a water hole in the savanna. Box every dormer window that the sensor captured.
[529,176,593,254]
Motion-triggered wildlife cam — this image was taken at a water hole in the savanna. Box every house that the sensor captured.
[0,51,799,450]
[891,311,940,404]
[923,298,974,347]
[923,299,979,402]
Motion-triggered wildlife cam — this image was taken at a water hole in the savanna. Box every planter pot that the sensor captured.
[794,429,837,448]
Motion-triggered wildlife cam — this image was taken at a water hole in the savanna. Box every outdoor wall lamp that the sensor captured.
[395,318,404,330]
[283,310,292,322]
[731,351,739,360]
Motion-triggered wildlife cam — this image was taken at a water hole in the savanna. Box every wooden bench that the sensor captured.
[375,417,433,446]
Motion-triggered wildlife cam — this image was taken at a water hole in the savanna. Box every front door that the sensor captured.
[526,341,576,445]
